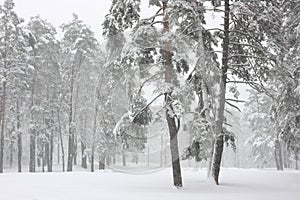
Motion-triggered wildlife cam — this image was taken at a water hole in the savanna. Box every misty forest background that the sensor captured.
[0,0,299,187]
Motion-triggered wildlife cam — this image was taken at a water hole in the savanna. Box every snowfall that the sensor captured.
[0,166,299,200]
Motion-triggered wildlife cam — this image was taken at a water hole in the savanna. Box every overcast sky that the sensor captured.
[0,0,156,40]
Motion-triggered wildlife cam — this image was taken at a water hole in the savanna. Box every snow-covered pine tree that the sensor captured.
[60,14,100,171]
[26,15,60,172]
[0,0,27,173]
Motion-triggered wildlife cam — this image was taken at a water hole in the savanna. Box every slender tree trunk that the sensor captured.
[81,141,87,169]
[295,149,299,170]
[29,71,36,172]
[274,139,283,170]
[163,1,182,187]
[9,141,13,168]
[57,136,60,165]
[67,65,75,172]
[211,0,230,185]
[41,144,45,172]
[122,152,126,166]
[17,99,22,172]
[73,85,79,166]
[91,92,98,172]
[48,129,53,172]
[45,139,50,170]
[0,71,6,173]
[99,154,105,170]
[57,109,65,172]
[81,113,87,169]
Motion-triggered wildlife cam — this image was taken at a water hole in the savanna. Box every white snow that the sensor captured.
[0,167,299,200]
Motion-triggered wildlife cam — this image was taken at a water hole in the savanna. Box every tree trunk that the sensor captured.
[73,85,79,166]
[81,113,87,169]
[9,141,13,168]
[211,0,230,185]
[17,99,22,172]
[122,152,126,166]
[16,99,22,172]
[81,141,87,169]
[48,129,53,172]
[99,154,105,170]
[29,72,36,172]
[295,149,299,170]
[162,1,182,188]
[274,139,283,170]
[91,94,98,172]
[57,109,65,172]
[67,65,75,172]
[45,140,50,170]
[41,144,45,172]
[91,147,94,172]
[0,71,6,173]
[57,136,60,165]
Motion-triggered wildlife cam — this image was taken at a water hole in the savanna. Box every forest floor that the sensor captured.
[0,167,299,200]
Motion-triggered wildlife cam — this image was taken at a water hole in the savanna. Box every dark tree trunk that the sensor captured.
[99,155,105,170]
[73,85,79,166]
[91,148,94,172]
[41,144,45,172]
[211,0,230,185]
[57,137,60,164]
[122,152,126,166]
[9,141,13,168]
[67,65,75,172]
[29,71,37,172]
[57,109,65,172]
[81,113,87,169]
[17,99,22,172]
[162,1,183,188]
[295,149,299,170]
[274,139,283,170]
[0,71,6,173]
[45,140,50,170]
[91,91,98,172]
[48,130,53,172]
[81,141,87,169]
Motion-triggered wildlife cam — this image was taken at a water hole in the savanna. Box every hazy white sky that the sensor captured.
[0,0,155,40]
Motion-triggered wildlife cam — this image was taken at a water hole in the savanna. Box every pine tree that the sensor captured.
[60,14,100,171]
[0,0,25,173]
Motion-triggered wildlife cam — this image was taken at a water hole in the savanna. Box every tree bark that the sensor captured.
[57,109,65,172]
[99,154,105,170]
[274,139,283,170]
[17,99,22,172]
[211,0,230,185]
[81,141,87,169]
[122,152,126,166]
[67,65,75,172]
[295,149,299,170]
[163,1,182,188]
[9,140,13,168]
[81,112,87,169]
[91,93,98,172]
[29,71,36,173]
[0,68,6,173]
[48,129,53,172]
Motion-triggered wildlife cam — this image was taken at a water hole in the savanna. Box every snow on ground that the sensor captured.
[0,167,299,200]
